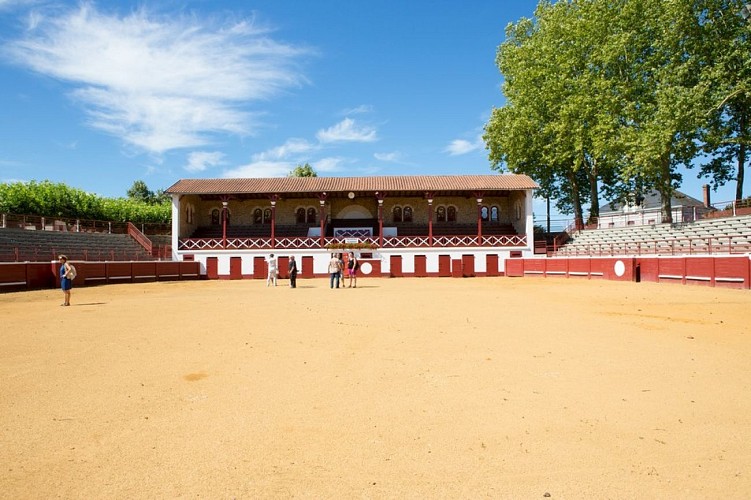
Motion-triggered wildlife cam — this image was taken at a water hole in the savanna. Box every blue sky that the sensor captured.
[0,0,737,220]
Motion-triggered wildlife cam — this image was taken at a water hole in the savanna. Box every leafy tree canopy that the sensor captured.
[288,163,317,177]
[485,0,751,225]
[0,180,171,223]
[127,180,171,205]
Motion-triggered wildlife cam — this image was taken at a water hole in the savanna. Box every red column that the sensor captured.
[428,198,434,246]
[476,198,483,244]
[319,203,325,246]
[271,199,277,249]
[221,200,228,249]
[377,198,384,248]
[319,193,327,247]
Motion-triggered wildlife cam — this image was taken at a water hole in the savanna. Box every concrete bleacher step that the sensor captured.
[558,212,751,256]
[0,228,155,262]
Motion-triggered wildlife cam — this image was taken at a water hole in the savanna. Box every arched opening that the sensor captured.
[393,206,402,223]
[447,206,457,222]
[296,208,306,224]
[307,207,317,223]
[481,206,489,221]
[436,206,446,222]
[337,205,373,219]
[403,206,413,222]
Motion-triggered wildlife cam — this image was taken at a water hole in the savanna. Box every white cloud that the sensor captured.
[230,119,371,178]
[0,0,38,12]
[374,151,402,162]
[316,118,377,143]
[6,4,309,154]
[342,104,373,115]
[444,135,484,156]
[222,155,346,179]
[252,138,318,161]
[185,151,225,172]
[223,160,292,178]
[312,157,345,173]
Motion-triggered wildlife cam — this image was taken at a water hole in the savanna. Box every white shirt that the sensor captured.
[267,257,277,272]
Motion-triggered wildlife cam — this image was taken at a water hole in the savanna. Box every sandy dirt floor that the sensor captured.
[1,276,750,499]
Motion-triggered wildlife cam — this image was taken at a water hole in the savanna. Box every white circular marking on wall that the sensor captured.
[360,262,372,275]
[614,260,625,277]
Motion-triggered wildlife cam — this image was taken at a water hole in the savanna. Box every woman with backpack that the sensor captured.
[58,255,73,306]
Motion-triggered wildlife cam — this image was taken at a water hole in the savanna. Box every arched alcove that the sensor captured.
[337,205,373,219]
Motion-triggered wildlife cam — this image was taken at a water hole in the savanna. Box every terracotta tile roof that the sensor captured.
[165,174,538,194]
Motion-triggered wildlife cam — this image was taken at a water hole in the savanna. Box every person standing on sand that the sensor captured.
[266,253,278,287]
[288,256,298,288]
[328,253,341,289]
[346,252,358,288]
[337,253,344,288]
[58,255,73,306]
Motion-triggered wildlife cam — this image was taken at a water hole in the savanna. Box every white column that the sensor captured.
[171,195,180,261]
[524,190,534,256]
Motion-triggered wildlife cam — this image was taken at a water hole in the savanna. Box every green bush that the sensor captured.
[0,180,171,223]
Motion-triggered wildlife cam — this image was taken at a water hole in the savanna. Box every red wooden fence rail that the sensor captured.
[0,261,200,293]
[505,256,750,289]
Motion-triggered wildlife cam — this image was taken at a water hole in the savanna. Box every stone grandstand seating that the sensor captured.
[0,228,157,262]
[555,214,751,256]
[149,234,173,247]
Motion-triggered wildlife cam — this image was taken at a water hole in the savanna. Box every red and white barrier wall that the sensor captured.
[195,248,517,280]
[0,261,201,293]
[505,255,751,289]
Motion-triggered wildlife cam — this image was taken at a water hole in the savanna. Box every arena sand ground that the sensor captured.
[1,277,750,499]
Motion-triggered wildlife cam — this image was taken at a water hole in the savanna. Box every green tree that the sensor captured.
[485,0,625,228]
[617,0,708,223]
[154,188,171,205]
[127,180,155,204]
[486,0,721,224]
[125,180,171,207]
[288,163,317,177]
[697,0,751,201]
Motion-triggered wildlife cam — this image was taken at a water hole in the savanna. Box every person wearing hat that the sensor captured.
[58,255,73,306]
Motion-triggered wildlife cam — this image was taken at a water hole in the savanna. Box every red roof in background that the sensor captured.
[165,174,538,194]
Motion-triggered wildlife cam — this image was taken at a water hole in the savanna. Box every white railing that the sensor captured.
[555,198,751,234]
[380,236,431,248]
[177,234,527,251]
[555,235,751,257]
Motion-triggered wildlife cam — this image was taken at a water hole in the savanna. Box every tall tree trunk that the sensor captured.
[586,158,600,224]
[568,170,584,230]
[659,152,673,224]
[737,111,746,202]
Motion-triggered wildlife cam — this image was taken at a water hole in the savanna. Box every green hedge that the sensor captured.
[0,180,171,223]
